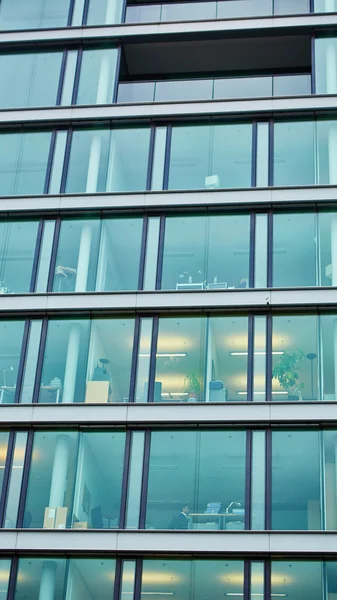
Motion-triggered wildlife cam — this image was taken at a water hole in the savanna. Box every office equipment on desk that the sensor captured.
[43,507,67,529]
[176,282,204,290]
[39,386,61,403]
[0,386,16,403]
[204,502,222,514]
[207,282,228,289]
[209,380,228,402]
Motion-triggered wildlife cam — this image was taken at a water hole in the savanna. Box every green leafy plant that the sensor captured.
[272,350,305,400]
[184,372,201,399]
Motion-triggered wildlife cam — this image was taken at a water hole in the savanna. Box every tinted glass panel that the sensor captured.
[217,0,272,18]
[315,37,337,94]
[146,430,246,530]
[86,0,123,25]
[77,48,118,105]
[273,121,315,186]
[66,128,151,193]
[0,0,70,29]
[0,220,39,293]
[168,124,252,190]
[0,52,63,108]
[272,431,321,530]
[0,131,51,195]
[141,559,244,599]
[0,321,25,404]
[271,561,323,599]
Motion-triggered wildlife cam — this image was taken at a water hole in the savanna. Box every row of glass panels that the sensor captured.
[2,314,337,404]
[0,557,335,600]
[0,0,333,31]
[3,210,337,295]
[0,428,337,532]
[2,37,337,110]
[4,118,337,196]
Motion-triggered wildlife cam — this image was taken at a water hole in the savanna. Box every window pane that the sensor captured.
[155,79,213,102]
[323,431,337,529]
[72,432,126,529]
[168,124,252,190]
[53,219,101,292]
[66,128,150,193]
[271,561,323,598]
[0,560,10,598]
[0,131,51,195]
[162,214,250,290]
[274,0,310,13]
[0,52,63,108]
[86,0,123,25]
[272,431,321,530]
[207,316,248,402]
[24,431,78,528]
[155,317,206,402]
[0,432,10,503]
[77,48,118,105]
[321,314,337,401]
[319,211,337,286]
[96,217,143,291]
[67,558,116,598]
[121,561,136,600]
[146,430,246,530]
[0,0,70,30]
[3,432,27,528]
[141,559,244,599]
[20,320,42,404]
[161,2,216,21]
[315,37,337,94]
[317,119,336,185]
[273,121,315,186]
[0,321,25,404]
[214,76,272,99]
[125,432,144,528]
[273,74,311,96]
[217,0,272,18]
[273,213,317,287]
[15,558,66,599]
[272,315,318,401]
[0,220,39,293]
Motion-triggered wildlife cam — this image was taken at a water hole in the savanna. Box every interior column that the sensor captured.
[62,324,81,403]
[49,435,70,508]
[39,561,57,600]
[325,0,337,12]
[105,0,120,24]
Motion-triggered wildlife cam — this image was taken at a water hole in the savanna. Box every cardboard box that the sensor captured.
[73,521,89,529]
[85,381,109,404]
[55,507,68,529]
[43,507,56,529]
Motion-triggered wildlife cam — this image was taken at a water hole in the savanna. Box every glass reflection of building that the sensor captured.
[1,1,337,600]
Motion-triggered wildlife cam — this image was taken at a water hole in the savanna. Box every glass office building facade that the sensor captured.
[1,1,337,600]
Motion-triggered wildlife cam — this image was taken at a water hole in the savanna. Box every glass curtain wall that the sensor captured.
[271,560,337,599]
[0,220,39,293]
[38,317,135,403]
[52,216,143,292]
[23,430,126,529]
[145,430,246,530]
[0,0,71,29]
[0,321,26,404]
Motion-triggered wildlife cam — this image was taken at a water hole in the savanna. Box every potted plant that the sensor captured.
[272,350,305,400]
[184,372,201,402]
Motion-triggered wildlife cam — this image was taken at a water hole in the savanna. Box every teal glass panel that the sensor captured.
[0,131,51,195]
[146,430,246,530]
[72,431,126,529]
[141,559,244,599]
[273,121,315,186]
[0,0,70,30]
[86,0,124,25]
[272,431,321,529]
[271,561,323,599]
[272,212,317,287]
[0,52,63,108]
[0,219,39,293]
[67,558,116,598]
[14,558,66,599]
[168,123,252,190]
[77,48,118,105]
[0,320,25,404]
[321,315,337,401]
[23,431,79,528]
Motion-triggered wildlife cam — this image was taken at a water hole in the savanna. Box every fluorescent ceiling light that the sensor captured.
[230,352,284,356]
[124,593,175,596]
[225,594,286,597]
[161,392,189,396]
[139,353,187,358]
[237,391,288,396]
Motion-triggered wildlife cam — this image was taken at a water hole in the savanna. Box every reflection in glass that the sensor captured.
[161,214,250,290]
[0,220,38,293]
[86,0,124,25]
[0,321,25,404]
[251,432,265,529]
[125,432,145,528]
[0,433,9,510]
[168,123,252,190]
[72,432,125,529]
[0,560,10,599]
[121,561,136,600]
[214,76,272,99]
[141,559,244,599]
[321,315,337,401]
[35,221,56,293]
[272,431,321,530]
[315,37,337,95]
[253,316,267,400]
[0,0,70,30]
[254,214,268,287]
[272,315,318,401]
[0,131,51,195]
[20,321,43,404]
[0,52,63,108]
[273,121,315,186]
[319,211,337,286]
[24,431,78,528]
[76,48,118,105]
[66,128,151,193]
[155,79,213,102]
[146,430,246,530]
[273,213,317,287]
[67,558,116,599]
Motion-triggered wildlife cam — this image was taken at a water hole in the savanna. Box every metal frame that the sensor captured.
[147,317,159,404]
[245,430,252,529]
[247,315,255,403]
[16,429,34,528]
[56,50,69,106]
[146,125,157,192]
[162,125,172,191]
[46,217,61,293]
[43,130,57,195]
[119,430,133,529]
[0,431,16,527]
[13,320,31,405]
[29,219,45,293]
[138,216,149,291]
[7,556,18,600]
[265,429,272,531]
[138,431,151,529]
[128,316,141,403]
[251,120,258,188]
[155,215,165,291]
[31,318,48,405]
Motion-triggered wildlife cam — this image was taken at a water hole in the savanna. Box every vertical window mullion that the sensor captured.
[16,430,34,528]
[244,560,251,600]
[60,129,73,193]
[155,215,166,290]
[138,431,151,529]
[31,318,48,405]
[162,125,172,190]
[43,130,57,194]
[245,430,252,530]
[46,217,61,292]
[56,50,69,106]
[264,560,271,600]
[129,317,141,403]
[0,431,16,527]
[146,126,157,191]
[138,217,149,291]
[30,220,44,292]
[14,320,31,404]
[268,120,274,187]
[6,556,18,600]
[147,317,159,403]
[71,49,83,106]
[133,558,143,600]
[119,431,133,528]
[82,0,90,25]
[247,315,254,402]
[112,46,123,103]
[266,313,272,402]
[249,212,255,288]
[251,121,257,187]
[265,429,272,531]
[113,558,124,600]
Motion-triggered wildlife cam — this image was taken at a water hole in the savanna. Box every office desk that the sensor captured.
[189,512,245,530]
[39,386,61,403]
